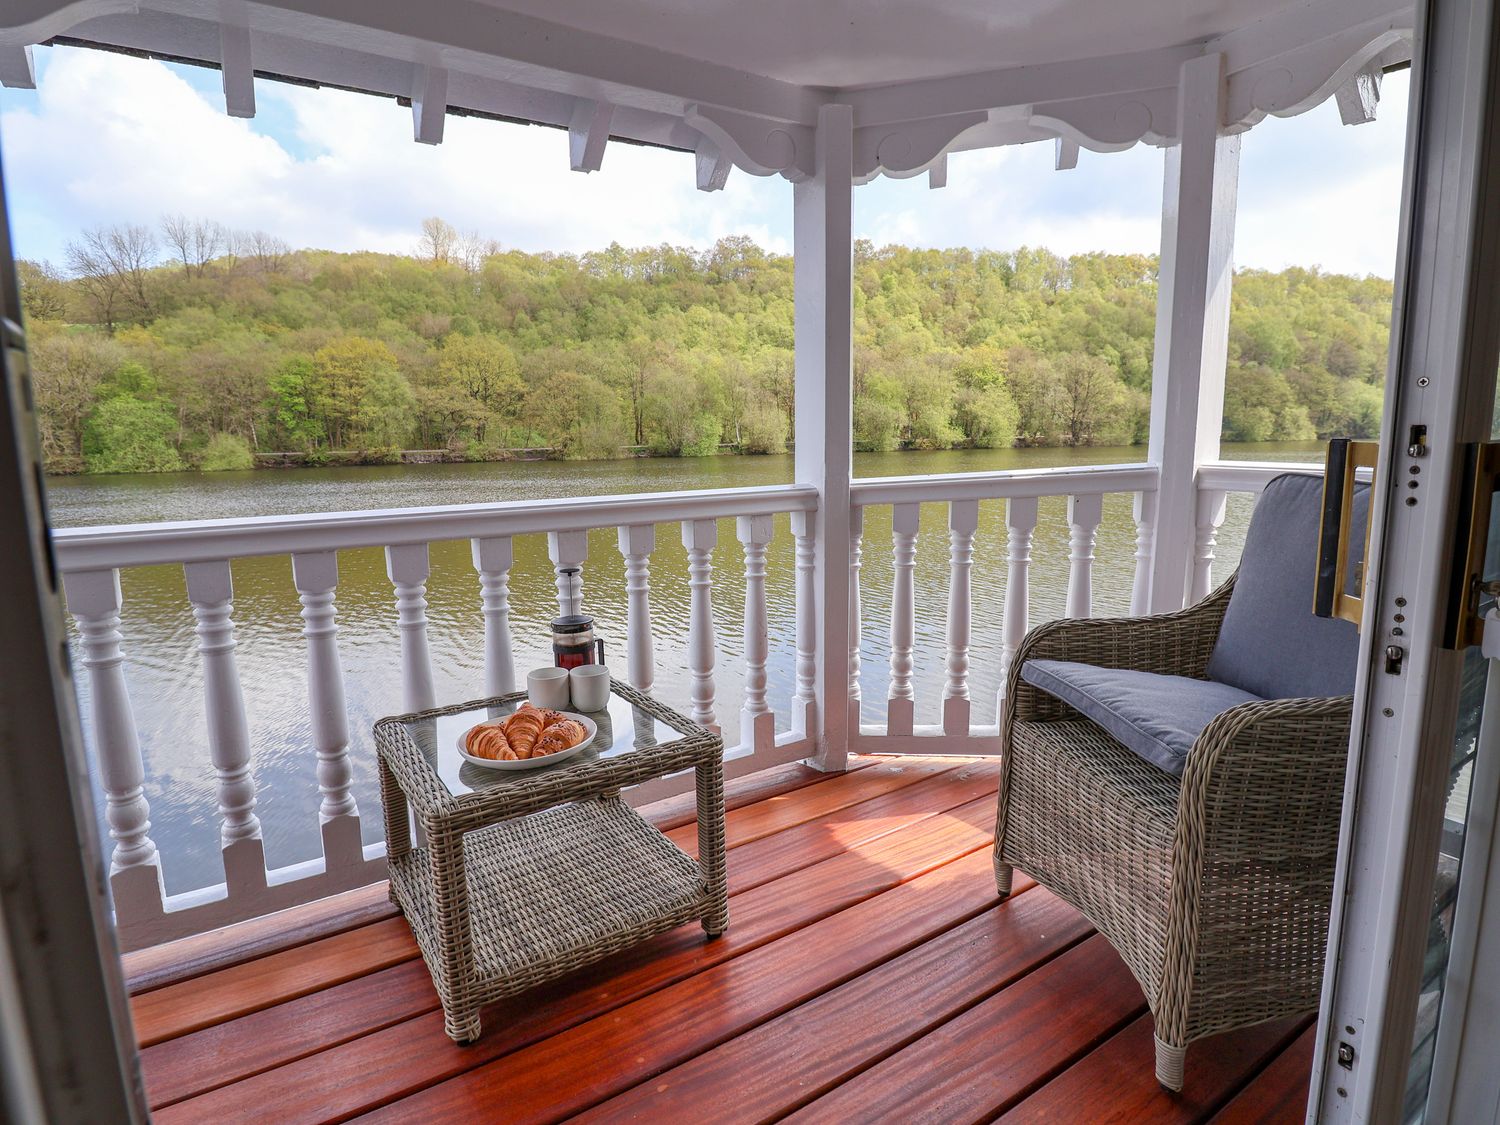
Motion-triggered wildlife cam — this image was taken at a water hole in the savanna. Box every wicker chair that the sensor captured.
[993,473,1362,1090]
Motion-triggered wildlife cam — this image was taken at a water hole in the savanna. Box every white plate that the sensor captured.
[456,713,597,771]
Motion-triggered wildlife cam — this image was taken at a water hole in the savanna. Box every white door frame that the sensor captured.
[1311,0,1500,1116]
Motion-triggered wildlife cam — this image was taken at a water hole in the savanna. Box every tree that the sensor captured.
[30,333,121,471]
[16,259,68,322]
[67,224,158,330]
[160,215,225,277]
[436,334,522,440]
[418,217,459,264]
[523,372,628,459]
[311,337,398,447]
[83,395,183,474]
[356,368,417,448]
[1052,352,1128,446]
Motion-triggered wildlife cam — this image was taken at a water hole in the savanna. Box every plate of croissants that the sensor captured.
[458,704,597,770]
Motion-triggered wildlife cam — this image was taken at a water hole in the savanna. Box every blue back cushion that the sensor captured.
[1205,473,1367,700]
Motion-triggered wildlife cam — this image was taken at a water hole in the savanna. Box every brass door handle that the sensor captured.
[1443,442,1500,649]
[1315,438,1378,628]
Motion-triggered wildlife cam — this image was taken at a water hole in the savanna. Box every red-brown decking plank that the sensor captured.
[129,916,419,1048]
[640,755,875,832]
[1207,1026,1316,1124]
[159,822,1004,1125]
[664,756,964,855]
[141,789,1006,1109]
[997,1012,1313,1124]
[781,934,1142,1124]
[123,881,398,995]
[575,891,1098,1124]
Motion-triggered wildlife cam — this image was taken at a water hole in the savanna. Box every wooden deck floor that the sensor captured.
[126,755,1314,1123]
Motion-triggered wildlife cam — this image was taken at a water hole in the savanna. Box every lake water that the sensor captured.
[47,440,1322,895]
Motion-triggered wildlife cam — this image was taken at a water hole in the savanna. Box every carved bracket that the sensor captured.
[684,103,813,182]
[852,110,988,182]
[1029,85,1179,152]
[1225,25,1412,131]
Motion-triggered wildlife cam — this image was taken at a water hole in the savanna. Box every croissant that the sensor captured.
[532,728,572,756]
[548,718,587,747]
[466,724,512,760]
[538,709,570,729]
[505,711,545,757]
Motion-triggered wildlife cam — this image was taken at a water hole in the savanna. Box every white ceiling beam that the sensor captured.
[411,63,448,145]
[1054,136,1079,170]
[568,97,613,172]
[219,22,254,118]
[0,44,34,88]
[927,155,947,189]
[694,137,731,192]
[1333,59,1382,125]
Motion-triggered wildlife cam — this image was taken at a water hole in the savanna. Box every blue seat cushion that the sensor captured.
[1206,473,1368,700]
[1019,659,1264,776]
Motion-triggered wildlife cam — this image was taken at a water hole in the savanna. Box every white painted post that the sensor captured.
[887,503,920,737]
[1191,488,1230,602]
[1066,493,1104,618]
[737,514,775,754]
[794,102,855,771]
[1131,491,1159,616]
[999,497,1039,702]
[548,530,588,617]
[1146,50,1239,613]
[471,537,516,697]
[790,510,818,737]
[61,571,163,904]
[184,559,265,897]
[385,544,436,713]
[617,524,656,692]
[290,551,363,873]
[848,505,865,736]
[943,499,979,737]
[681,518,719,732]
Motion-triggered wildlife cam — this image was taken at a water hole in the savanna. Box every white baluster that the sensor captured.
[1131,491,1158,615]
[471,537,516,697]
[887,503,920,737]
[943,500,979,736]
[548,530,588,617]
[790,511,818,738]
[184,560,266,897]
[999,497,1039,702]
[385,544,436,712]
[617,524,656,692]
[681,518,719,732]
[62,571,163,905]
[1192,489,1229,603]
[849,506,865,734]
[737,514,775,754]
[1066,493,1104,619]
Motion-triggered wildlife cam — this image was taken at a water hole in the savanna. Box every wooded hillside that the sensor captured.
[20,217,1393,473]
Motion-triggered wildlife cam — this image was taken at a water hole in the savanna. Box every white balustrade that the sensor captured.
[737,514,775,754]
[471,536,516,697]
[943,499,979,736]
[848,505,864,732]
[681,518,719,732]
[790,510,817,736]
[184,559,265,897]
[385,543,437,713]
[1066,493,1104,618]
[1000,497,1039,688]
[1131,490,1158,615]
[1192,488,1229,602]
[617,524,656,692]
[886,503,920,736]
[548,529,588,617]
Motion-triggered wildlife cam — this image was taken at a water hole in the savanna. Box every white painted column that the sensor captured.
[1145,50,1240,613]
[1131,491,1159,616]
[887,503,920,737]
[848,505,865,737]
[1065,493,1104,618]
[62,571,163,901]
[548,530,588,617]
[471,537,516,697]
[291,551,363,872]
[999,497,1039,704]
[681,518,719,732]
[385,544,436,713]
[184,559,265,896]
[617,524,656,692]
[737,514,775,754]
[1191,488,1230,602]
[789,510,818,737]
[943,499,979,737]
[794,102,855,771]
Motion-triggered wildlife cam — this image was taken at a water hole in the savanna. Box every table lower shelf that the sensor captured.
[389,797,709,995]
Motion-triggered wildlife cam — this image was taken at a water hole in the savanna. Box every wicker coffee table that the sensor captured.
[373,681,727,1043]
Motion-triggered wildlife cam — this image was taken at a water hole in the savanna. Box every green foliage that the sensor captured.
[198,432,256,471]
[20,232,1395,474]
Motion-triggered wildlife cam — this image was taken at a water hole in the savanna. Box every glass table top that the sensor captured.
[400,690,692,798]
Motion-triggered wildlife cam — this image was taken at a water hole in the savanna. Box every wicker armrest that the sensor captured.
[1005,578,1236,725]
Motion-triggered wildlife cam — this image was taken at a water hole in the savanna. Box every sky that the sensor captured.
[0,44,1411,278]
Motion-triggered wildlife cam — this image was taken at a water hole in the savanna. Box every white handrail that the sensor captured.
[849,462,1158,506]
